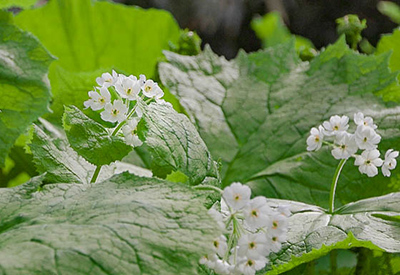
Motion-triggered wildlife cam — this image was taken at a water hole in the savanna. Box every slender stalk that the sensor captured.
[90,165,102,183]
[329,159,347,213]
[192,185,223,194]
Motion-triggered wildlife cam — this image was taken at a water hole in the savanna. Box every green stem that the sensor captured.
[192,185,223,194]
[329,159,347,213]
[90,165,102,183]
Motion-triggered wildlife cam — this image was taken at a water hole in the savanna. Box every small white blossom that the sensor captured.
[122,118,143,147]
[331,132,358,160]
[199,253,218,269]
[115,75,141,100]
[382,149,399,177]
[243,196,271,229]
[267,212,288,236]
[96,70,118,87]
[354,149,383,177]
[213,259,231,275]
[266,230,287,253]
[236,256,268,275]
[322,115,349,136]
[354,112,377,129]
[142,79,164,99]
[100,100,128,123]
[83,87,111,111]
[238,233,269,259]
[222,182,251,211]
[355,125,381,150]
[306,125,324,151]
[208,208,226,230]
[212,235,228,258]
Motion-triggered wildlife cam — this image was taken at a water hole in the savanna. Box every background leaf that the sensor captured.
[14,0,181,123]
[159,38,400,208]
[0,173,220,274]
[0,0,37,9]
[0,12,53,166]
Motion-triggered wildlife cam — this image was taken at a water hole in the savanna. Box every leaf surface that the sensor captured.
[159,38,400,208]
[0,12,53,166]
[0,173,220,274]
[264,193,400,274]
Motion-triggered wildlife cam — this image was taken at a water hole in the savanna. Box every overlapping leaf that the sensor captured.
[14,0,180,123]
[159,38,400,208]
[137,101,219,185]
[0,12,54,166]
[0,173,220,274]
[263,193,400,274]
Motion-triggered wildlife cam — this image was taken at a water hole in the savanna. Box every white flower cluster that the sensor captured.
[84,70,165,147]
[307,112,398,177]
[200,183,290,275]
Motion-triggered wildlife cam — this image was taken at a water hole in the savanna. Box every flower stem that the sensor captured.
[329,159,347,213]
[90,165,102,183]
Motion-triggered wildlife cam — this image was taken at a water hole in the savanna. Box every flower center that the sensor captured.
[272,236,277,242]
[315,136,320,142]
[272,221,278,229]
[145,85,152,92]
[251,209,258,217]
[99,97,105,103]
[334,125,339,130]
[246,260,254,267]
[363,137,367,142]
[249,242,256,249]
[234,194,241,201]
[340,144,346,150]
[126,88,132,94]
[112,109,119,116]
[213,240,219,248]
[366,160,371,165]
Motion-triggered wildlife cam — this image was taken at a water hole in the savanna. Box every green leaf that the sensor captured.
[251,12,315,56]
[14,0,181,123]
[138,102,219,185]
[0,173,220,274]
[159,38,400,208]
[377,28,400,76]
[264,193,400,274]
[0,12,54,166]
[378,1,400,24]
[0,0,37,9]
[63,105,133,166]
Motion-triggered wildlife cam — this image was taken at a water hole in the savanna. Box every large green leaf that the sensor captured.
[159,38,400,208]
[0,11,54,166]
[14,0,180,123]
[263,193,400,274]
[138,101,219,185]
[0,173,220,274]
[63,106,133,166]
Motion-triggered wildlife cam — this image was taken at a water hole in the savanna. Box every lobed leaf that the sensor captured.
[0,173,220,274]
[264,193,400,274]
[159,38,400,208]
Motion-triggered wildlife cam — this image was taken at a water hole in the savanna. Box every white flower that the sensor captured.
[83,87,111,111]
[96,70,118,88]
[355,125,381,150]
[222,182,251,211]
[354,112,377,129]
[306,125,324,151]
[276,205,291,217]
[213,259,231,275]
[322,115,349,136]
[199,253,218,269]
[243,196,271,229]
[267,212,288,236]
[100,100,128,123]
[266,230,286,253]
[115,75,141,100]
[142,79,164,99]
[354,149,383,177]
[122,118,143,147]
[212,235,228,258]
[382,149,399,177]
[236,256,268,275]
[238,233,269,259]
[331,132,358,160]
